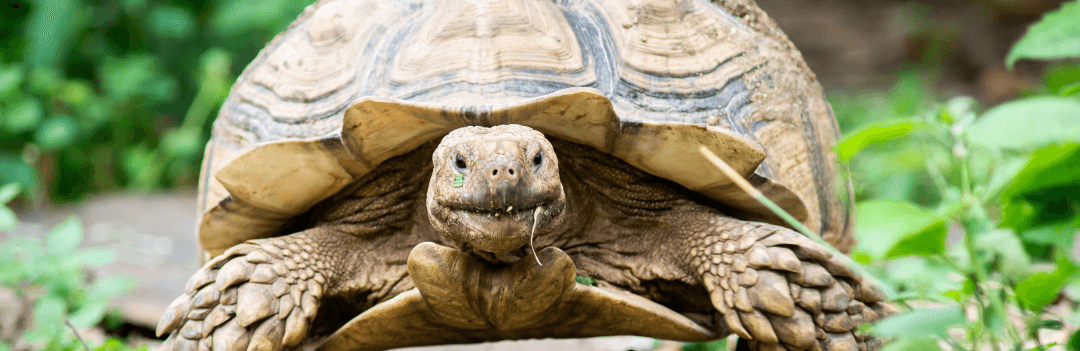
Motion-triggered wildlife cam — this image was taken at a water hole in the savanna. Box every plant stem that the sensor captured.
[698,147,890,293]
[65,319,91,351]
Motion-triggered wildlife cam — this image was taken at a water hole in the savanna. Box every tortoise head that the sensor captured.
[427,124,566,262]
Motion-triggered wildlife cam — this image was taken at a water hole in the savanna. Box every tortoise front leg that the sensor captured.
[689,216,896,351]
[156,228,409,351]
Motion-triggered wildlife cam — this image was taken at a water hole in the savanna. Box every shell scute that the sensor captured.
[199,0,853,255]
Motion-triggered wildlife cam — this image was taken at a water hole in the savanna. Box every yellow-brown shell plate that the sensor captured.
[198,0,853,255]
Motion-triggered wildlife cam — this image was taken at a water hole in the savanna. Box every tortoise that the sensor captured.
[156,0,896,349]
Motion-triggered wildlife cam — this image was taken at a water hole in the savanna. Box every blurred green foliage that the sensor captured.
[0,184,137,350]
[831,2,1080,349]
[0,0,313,203]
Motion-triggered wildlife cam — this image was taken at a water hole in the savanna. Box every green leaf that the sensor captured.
[1021,219,1079,253]
[0,64,24,98]
[28,294,66,340]
[835,120,922,162]
[148,5,196,39]
[1063,81,1080,96]
[1015,255,1077,311]
[58,81,96,109]
[86,276,133,303]
[68,302,107,329]
[682,339,727,351]
[982,156,1029,201]
[968,97,1080,151]
[1000,143,1080,199]
[27,66,64,96]
[974,229,1032,281]
[855,200,947,260]
[872,306,964,337]
[575,276,596,286]
[0,155,37,204]
[24,0,86,66]
[101,55,176,101]
[1035,319,1064,331]
[1069,329,1080,351]
[880,337,943,351]
[2,96,43,134]
[46,217,84,255]
[68,248,117,268]
[34,115,79,150]
[122,0,147,13]
[161,128,202,158]
[1007,0,1080,68]
[0,207,16,233]
[939,96,978,125]
[0,183,19,205]
[1043,64,1080,94]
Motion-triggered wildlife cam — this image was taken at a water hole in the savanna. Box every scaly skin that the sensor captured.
[157,231,332,350]
[159,125,893,350]
[157,143,438,349]
[684,214,895,351]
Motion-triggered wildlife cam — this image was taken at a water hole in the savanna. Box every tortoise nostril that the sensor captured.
[508,169,514,176]
[493,170,498,176]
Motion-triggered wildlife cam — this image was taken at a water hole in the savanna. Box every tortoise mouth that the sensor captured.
[441,200,562,257]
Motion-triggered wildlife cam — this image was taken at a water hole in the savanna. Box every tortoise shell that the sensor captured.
[196,0,854,257]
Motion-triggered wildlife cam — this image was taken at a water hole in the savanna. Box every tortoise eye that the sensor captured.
[532,153,543,167]
[455,155,468,170]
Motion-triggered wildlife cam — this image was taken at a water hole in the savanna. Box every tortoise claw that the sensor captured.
[157,236,326,350]
[694,219,895,351]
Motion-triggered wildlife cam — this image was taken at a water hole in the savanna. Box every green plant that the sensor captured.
[0,183,139,350]
[831,2,1080,349]
[0,0,311,203]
